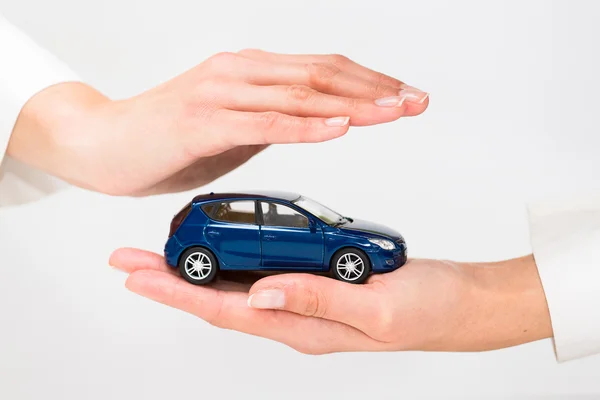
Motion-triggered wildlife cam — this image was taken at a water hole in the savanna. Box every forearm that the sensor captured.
[463,255,553,351]
[462,194,600,360]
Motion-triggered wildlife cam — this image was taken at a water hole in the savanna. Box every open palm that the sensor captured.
[109,248,550,354]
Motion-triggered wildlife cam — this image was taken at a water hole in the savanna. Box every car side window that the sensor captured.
[260,202,309,228]
[212,201,256,225]
[200,202,218,217]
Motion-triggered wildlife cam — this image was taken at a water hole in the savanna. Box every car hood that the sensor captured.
[339,218,402,240]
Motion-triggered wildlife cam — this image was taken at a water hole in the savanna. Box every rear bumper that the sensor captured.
[164,235,184,268]
[368,242,407,272]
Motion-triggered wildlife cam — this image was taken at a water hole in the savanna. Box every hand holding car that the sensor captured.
[110,250,552,355]
[110,190,553,355]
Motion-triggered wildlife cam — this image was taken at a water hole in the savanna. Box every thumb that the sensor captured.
[247,273,382,332]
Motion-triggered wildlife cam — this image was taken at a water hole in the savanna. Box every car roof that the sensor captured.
[192,190,301,204]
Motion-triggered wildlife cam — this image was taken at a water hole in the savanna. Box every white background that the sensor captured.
[1,0,600,398]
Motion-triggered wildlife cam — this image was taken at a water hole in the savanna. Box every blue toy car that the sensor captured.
[165,191,407,284]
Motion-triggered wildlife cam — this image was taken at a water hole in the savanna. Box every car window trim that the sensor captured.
[254,200,263,225]
[200,201,219,218]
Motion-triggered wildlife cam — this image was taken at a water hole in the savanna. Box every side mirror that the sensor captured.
[308,219,317,233]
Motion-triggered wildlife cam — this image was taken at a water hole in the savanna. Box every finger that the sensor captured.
[215,109,350,146]
[247,273,384,337]
[238,49,404,89]
[398,84,430,117]
[205,53,402,101]
[249,62,401,101]
[109,247,177,275]
[214,82,407,126]
[109,248,253,292]
[125,270,388,354]
[205,52,429,116]
[236,50,429,115]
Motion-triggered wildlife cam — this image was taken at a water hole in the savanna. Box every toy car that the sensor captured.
[164,191,407,285]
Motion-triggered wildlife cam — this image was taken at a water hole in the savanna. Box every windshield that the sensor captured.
[293,196,343,225]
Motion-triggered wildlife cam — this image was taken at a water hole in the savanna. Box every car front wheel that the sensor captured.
[331,248,370,284]
[179,247,218,285]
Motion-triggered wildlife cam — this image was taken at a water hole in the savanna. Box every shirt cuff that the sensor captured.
[528,194,600,362]
[0,16,80,207]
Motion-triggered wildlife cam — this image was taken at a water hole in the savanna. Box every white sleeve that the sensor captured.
[0,15,80,208]
[528,194,600,362]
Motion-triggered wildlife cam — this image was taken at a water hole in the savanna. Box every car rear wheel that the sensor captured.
[179,247,218,285]
[331,248,370,284]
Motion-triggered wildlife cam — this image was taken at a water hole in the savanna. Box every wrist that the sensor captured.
[7,82,110,176]
[469,255,553,350]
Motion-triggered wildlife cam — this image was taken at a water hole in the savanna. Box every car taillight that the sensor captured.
[169,202,192,237]
[168,220,179,237]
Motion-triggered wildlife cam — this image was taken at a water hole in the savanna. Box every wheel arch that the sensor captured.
[328,246,372,271]
[177,245,221,269]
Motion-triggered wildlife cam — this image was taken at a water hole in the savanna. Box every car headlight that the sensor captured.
[368,238,395,250]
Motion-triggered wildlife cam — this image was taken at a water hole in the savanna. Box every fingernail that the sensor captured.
[399,84,429,104]
[374,96,406,107]
[248,289,285,309]
[325,116,350,127]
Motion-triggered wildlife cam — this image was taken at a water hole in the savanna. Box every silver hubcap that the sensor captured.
[184,252,212,280]
[336,253,365,281]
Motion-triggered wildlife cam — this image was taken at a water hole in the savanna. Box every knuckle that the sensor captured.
[327,53,350,67]
[210,51,238,63]
[340,96,359,111]
[375,72,400,87]
[296,118,318,142]
[204,52,241,72]
[302,289,320,316]
[286,84,316,102]
[297,283,328,318]
[369,81,391,98]
[305,62,341,87]
[256,111,282,131]
[238,48,262,57]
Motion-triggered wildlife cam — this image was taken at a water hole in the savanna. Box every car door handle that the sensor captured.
[263,234,276,240]
[207,230,220,236]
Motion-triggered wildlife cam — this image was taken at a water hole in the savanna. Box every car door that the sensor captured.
[204,200,261,269]
[259,201,324,269]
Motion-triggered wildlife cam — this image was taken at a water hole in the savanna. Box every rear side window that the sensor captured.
[169,201,192,237]
[201,202,217,217]
[211,201,256,225]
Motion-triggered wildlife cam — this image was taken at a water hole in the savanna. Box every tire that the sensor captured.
[330,248,371,284]
[178,247,219,285]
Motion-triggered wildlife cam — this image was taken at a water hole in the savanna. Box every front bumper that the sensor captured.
[367,241,407,272]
